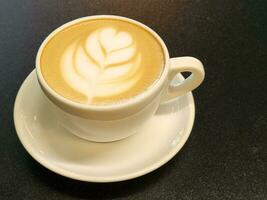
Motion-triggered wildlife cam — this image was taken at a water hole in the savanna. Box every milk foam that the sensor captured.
[61,27,142,103]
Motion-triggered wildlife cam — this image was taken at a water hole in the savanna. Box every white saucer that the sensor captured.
[14,70,195,182]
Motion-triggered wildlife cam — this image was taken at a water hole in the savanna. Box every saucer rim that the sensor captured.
[14,70,195,182]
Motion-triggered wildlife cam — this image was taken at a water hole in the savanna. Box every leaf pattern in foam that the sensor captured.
[61,26,142,102]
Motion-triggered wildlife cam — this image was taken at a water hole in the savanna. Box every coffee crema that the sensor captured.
[40,19,164,104]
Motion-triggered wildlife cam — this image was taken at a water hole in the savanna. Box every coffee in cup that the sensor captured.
[40,18,165,105]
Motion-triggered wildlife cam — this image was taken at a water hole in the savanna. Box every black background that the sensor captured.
[1,0,266,199]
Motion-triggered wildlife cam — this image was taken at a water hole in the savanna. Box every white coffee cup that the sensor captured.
[36,15,205,142]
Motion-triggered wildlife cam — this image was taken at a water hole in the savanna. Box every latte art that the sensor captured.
[62,27,142,103]
[40,19,164,104]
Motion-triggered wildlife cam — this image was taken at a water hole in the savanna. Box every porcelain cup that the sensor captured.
[36,15,205,142]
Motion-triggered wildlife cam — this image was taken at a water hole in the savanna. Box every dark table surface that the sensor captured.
[1,0,266,199]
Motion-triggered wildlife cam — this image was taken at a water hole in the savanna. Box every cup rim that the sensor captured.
[36,15,170,111]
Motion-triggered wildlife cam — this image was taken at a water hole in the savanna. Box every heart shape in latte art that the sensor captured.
[61,27,142,103]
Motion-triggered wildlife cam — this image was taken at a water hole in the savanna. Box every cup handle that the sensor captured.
[162,56,205,102]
